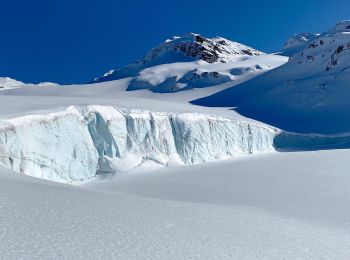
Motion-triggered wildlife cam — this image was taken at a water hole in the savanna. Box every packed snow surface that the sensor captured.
[1,149,350,259]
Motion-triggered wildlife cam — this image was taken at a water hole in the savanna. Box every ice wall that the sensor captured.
[0,106,277,183]
[0,109,98,183]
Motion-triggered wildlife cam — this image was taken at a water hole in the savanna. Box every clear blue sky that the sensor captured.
[1,0,349,84]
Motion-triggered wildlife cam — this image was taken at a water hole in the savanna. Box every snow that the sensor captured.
[0,77,25,89]
[194,22,350,134]
[324,20,350,34]
[0,56,286,184]
[0,54,286,122]
[1,149,350,259]
[124,54,285,92]
[282,32,319,56]
[1,25,350,259]
[93,32,264,83]
[0,106,277,183]
[0,77,58,90]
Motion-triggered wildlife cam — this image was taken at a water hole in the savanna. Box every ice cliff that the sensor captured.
[0,106,276,183]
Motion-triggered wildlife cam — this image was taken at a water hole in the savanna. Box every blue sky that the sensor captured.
[1,0,350,84]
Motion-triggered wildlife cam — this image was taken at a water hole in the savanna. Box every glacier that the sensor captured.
[0,106,278,183]
[2,105,348,184]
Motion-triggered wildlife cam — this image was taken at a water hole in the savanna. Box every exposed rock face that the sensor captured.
[167,33,262,64]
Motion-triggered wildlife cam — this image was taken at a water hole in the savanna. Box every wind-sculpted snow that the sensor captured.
[0,106,277,183]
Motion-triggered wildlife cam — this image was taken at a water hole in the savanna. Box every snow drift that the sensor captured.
[0,106,277,183]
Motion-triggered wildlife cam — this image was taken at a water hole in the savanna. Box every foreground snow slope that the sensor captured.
[194,21,350,134]
[0,105,277,183]
[1,149,350,259]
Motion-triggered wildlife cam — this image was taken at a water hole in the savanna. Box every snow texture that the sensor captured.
[2,148,350,259]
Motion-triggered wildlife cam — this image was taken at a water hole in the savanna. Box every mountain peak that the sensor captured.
[0,77,25,89]
[142,33,263,65]
[285,21,350,74]
[94,33,263,82]
[325,20,350,35]
[0,77,58,90]
[284,33,319,52]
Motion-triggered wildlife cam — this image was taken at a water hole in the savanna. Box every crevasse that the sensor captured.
[0,105,277,183]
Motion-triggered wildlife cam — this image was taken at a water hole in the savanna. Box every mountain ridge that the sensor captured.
[93,33,263,83]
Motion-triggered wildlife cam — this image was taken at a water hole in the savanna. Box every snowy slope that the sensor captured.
[90,33,282,93]
[0,77,58,90]
[0,77,24,89]
[125,54,285,92]
[194,21,350,134]
[282,32,319,56]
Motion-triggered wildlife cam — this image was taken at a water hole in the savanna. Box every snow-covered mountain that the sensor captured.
[283,32,319,56]
[92,33,286,93]
[0,77,58,90]
[2,21,350,260]
[194,21,350,134]
[94,33,263,82]
[0,77,25,89]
